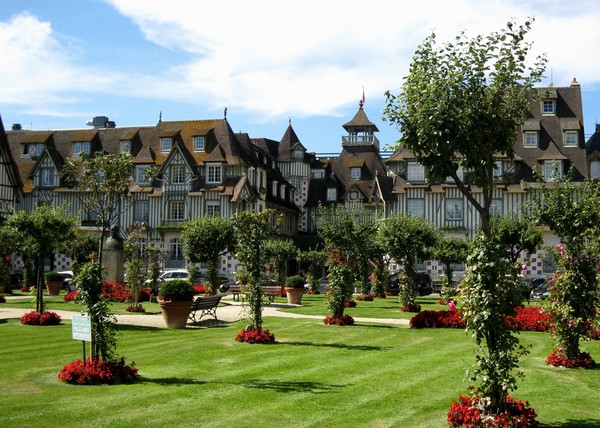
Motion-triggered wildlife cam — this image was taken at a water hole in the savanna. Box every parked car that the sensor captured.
[390,272,433,296]
[58,270,78,292]
[145,269,190,286]
[531,284,550,300]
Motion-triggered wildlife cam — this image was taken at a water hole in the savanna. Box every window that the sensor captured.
[170,200,185,220]
[206,164,222,184]
[135,165,151,185]
[170,238,184,261]
[193,136,205,151]
[407,162,425,182]
[350,167,361,179]
[39,167,55,187]
[493,161,503,182]
[544,160,563,180]
[280,184,286,199]
[445,199,463,221]
[73,141,91,155]
[564,131,578,147]
[542,100,555,114]
[312,169,325,179]
[161,137,172,151]
[445,166,464,183]
[272,182,278,196]
[591,161,600,179]
[524,131,538,147]
[171,165,186,184]
[121,140,131,153]
[543,255,556,274]
[24,143,44,156]
[134,201,149,222]
[294,149,303,160]
[206,201,221,217]
[407,198,425,218]
[490,199,503,216]
[327,188,337,201]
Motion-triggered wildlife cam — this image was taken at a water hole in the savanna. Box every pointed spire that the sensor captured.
[224,107,228,120]
[158,111,162,123]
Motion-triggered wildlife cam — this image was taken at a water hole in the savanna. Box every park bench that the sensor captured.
[188,294,225,323]
[228,284,281,303]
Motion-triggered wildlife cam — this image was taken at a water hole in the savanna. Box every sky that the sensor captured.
[1,0,600,154]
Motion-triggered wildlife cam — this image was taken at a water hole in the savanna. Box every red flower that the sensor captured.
[58,357,138,385]
[448,394,539,427]
[323,315,355,326]
[235,328,276,344]
[20,310,61,326]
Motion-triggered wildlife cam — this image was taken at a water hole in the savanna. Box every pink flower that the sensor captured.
[448,300,456,310]
[521,264,528,270]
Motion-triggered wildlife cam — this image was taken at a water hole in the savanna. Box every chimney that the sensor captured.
[11,123,22,131]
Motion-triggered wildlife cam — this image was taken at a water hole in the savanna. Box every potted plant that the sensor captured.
[44,271,64,296]
[284,275,305,305]
[156,279,195,328]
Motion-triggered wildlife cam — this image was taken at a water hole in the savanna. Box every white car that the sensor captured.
[145,269,190,285]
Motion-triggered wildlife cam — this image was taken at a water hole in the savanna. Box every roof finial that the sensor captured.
[158,111,162,123]
[224,107,228,120]
[288,116,291,126]
[359,87,365,109]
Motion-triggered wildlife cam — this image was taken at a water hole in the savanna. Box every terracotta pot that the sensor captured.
[284,287,304,305]
[157,299,193,328]
[45,280,63,296]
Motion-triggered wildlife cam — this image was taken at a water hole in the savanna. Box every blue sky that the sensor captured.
[2,0,600,154]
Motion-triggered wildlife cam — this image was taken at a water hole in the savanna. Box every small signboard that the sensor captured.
[72,315,91,342]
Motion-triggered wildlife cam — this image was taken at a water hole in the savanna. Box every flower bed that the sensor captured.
[355,294,374,301]
[344,299,357,308]
[400,303,421,313]
[235,327,276,344]
[323,315,355,326]
[448,394,539,427]
[102,282,152,302]
[410,309,465,329]
[64,291,80,302]
[193,285,206,294]
[545,349,596,368]
[20,310,61,326]
[505,306,552,332]
[58,357,138,385]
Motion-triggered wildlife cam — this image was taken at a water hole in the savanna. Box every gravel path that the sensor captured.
[0,295,409,328]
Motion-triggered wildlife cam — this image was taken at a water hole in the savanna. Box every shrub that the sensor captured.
[0,295,5,303]
[193,285,206,294]
[101,282,130,302]
[344,299,357,308]
[20,310,62,326]
[158,279,194,302]
[323,315,355,326]
[64,291,80,302]
[505,305,552,332]
[235,327,276,344]
[356,294,374,301]
[44,271,63,282]
[125,304,145,313]
[545,349,596,368]
[284,275,305,288]
[400,303,421,313]
[410,309,465,329]
[448,394,539,427]
[58,356,138,385]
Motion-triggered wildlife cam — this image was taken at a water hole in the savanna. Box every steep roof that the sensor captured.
[342,103,379,133]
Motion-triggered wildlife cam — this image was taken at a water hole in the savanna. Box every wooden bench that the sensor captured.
[188,294,225,323]
[228,284,281,303]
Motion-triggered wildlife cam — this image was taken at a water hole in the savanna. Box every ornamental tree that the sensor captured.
[531,175,600,363]
[181,216,235,294]
[297,249,327,294]
[232,210,280,331]
[264,238,297,291]
[2,206,78,313]
[432,235,470,289]
[383,19,546,414]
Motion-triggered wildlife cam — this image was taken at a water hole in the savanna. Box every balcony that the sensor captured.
[342,135,380,150]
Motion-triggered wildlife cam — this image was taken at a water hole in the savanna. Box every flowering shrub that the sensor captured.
[20,286,30,293]
[235,327,276,344]
[158,279,194,302]
[355,294,374,301]
[58,357,138,385]
[448,394,539,427]
[20,310,62,326]
[545,349,596,368]
[400,303,421,313]
[0,295,5,303]
[344,299,357,308]
[410,309,465,329]
[101,282,130,302]
[193,285,206,294]
[64,291,80,302]
[505,306,552,332]
[323,315,355,326]
[125,304,145,313]
[138,288,151,302]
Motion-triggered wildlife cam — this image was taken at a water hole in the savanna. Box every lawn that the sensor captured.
[1,304,599,428]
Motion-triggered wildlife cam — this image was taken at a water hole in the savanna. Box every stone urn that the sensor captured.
[157,299,193,329]
[44,271,64,296]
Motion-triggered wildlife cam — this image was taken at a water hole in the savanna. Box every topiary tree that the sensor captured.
[181,216,235,295]
[264,238,297,292]
[378,214,437,309]
[383,18,546,415]
[432,234,470,291]
[297,249,327,294]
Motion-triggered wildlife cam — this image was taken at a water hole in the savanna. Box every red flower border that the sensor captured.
[323,315,355,326]
[20,310,61,326]
[448,394,539,427]
[58,357,138,385]
[545,349,596,368]
[235,328,276,344]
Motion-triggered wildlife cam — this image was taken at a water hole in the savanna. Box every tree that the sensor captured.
[383,19,547,414]
[2,206,78,313]
[490,214,542,276]
[232,210,280,331]
[432,234,470,289]
[297,249,327,294]
[378,214,437,308]
[264,238,297,291]
[181,216,235,295]
[531,175,600,363]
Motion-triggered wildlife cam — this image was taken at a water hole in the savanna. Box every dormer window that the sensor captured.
[121,140,131,153]
[524,131,538,148]
[350,167,361,179]
[327,188,337,201]
[280,184,285,199]
[23,143,44,157]
[193,136,205,151]
[542,100,556,114]
[39,167,56,187]
[407,162,425,182]
[493,161,503,182]
[161,137,172,151]
[312,169,325,179]
[564,130,578,147]
[135,165,151,185]
[73,141,91,155]
[272,182,278,196]
[544,160,563,181]
[294,150,303,160]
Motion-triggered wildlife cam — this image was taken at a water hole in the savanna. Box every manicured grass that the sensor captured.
[1,311,599,427]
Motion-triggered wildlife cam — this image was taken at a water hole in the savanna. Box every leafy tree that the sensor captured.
[232,210,280,330]
[264,238,297,290]
[2,206,78,313]
[378,214,437,308]
[531,175,600,361]
[297,249,327,294]
[123,227,145,308]
[181,216,235,294]
[432,234,470,288]
[490,214,542,277]
[68,229,100,276]
[383,19,546,413]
